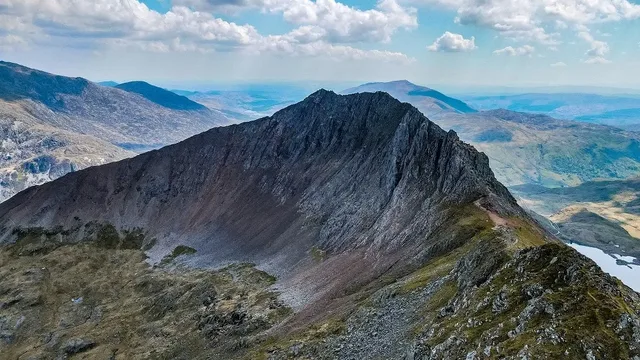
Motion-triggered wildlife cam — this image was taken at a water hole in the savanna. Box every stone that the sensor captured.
[61,338,96,355]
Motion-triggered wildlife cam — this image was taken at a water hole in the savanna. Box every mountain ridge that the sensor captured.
[0,61,230,146]
[0,89,522,285]
[116,81,207,111]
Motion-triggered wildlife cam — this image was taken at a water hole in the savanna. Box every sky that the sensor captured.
[0,0,640,89]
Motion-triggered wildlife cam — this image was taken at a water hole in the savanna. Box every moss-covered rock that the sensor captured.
[0,241,289,359]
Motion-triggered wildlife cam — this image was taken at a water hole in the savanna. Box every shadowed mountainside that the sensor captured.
[116,81,207,111]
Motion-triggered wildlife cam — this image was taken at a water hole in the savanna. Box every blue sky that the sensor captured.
[1,0,639,89]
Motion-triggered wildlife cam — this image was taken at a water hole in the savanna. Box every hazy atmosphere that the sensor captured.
[2,0,640,88]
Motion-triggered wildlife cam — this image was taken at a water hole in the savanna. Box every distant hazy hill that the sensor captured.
[116,81,207,111]
[0,61,230,201]
[575,108,640,130]
[98,81,119,87]
[342,80,477,116]
[461,93,640,129]
[511,178,640,260]
[185,86,309,121]
[435,109,640,188]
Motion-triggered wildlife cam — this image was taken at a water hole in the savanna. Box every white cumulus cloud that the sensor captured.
[427,31,477,52]
[583,56,611,64]
[416,0,640,45]
[578,31,611,63]
[493,45,535,56]
[550,61,567,67]
[177,0,418,43]
[0,0,413,62]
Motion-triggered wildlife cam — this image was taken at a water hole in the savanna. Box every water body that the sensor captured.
[569,243,640,292]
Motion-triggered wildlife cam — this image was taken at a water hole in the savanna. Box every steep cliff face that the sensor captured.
[0,90,519,267]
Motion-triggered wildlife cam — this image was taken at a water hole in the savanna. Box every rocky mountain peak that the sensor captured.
[0,90,517,260]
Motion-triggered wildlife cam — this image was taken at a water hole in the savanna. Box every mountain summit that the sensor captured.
[1,90,639,359]
[0,89,519,263]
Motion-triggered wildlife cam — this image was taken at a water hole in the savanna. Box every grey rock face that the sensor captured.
[61,338,95,354]
[0,102,134,201]
[0,90,518,261]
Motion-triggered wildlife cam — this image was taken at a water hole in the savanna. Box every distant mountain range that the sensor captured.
[182,87,309,121]
[116,81,207,111]
[438,109,640,188]
[344,81,640,188]
[97,81,119,87]
[0,61,230,201]
[461,92,640,130]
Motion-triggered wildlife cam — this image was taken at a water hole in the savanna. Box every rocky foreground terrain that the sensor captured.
[0,61,231,201]
[1,91,639,359]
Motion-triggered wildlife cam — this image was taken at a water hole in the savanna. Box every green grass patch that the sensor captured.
[509,218,547,250]
[160,245,197,265]
[310,246,327,262]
